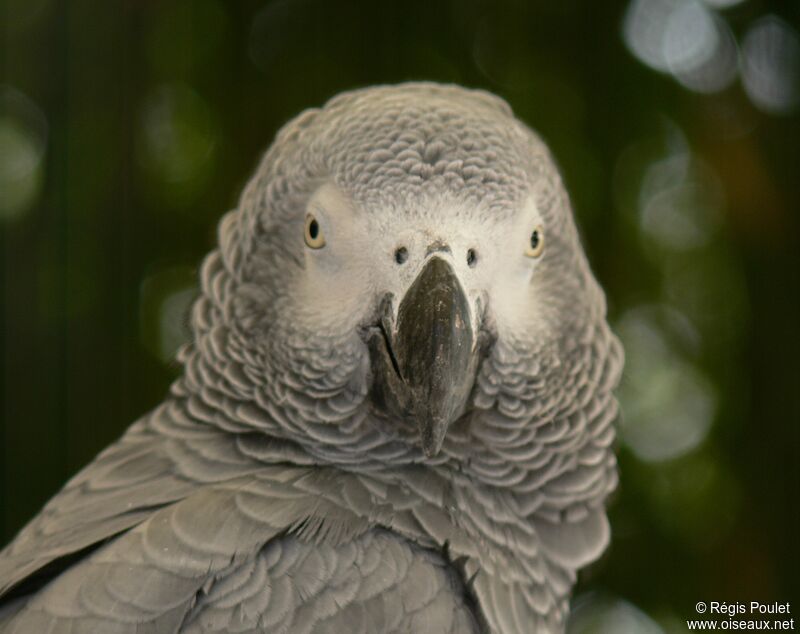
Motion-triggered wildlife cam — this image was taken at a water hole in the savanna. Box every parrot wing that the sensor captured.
[1,464,483,633]
[0,400,263,601]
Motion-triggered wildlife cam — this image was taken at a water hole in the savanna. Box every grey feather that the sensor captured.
[0,82,623,633]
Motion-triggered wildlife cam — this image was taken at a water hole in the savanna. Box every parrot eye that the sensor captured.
[525,225,544,258]
[304,214,326,249]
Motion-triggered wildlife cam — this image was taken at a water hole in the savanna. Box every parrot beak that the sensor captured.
[368,256,480,458]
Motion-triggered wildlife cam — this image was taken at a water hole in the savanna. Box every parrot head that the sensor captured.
[198,83,618,465]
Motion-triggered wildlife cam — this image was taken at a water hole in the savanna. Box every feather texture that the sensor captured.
[0,83,623,633]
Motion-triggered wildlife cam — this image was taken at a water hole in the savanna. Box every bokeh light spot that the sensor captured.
[617,119,724,254]
[616,305,716,462]
[0,86,47,221]
[639,152,723,251]
[741,16,800,114]
[623,0,738,93]
[672,14,738,93]
[701,0,745,8]
[662,1,719,75]
[568,594,664,634]
[136,83,217,207]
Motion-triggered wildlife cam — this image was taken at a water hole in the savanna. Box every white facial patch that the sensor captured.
[486,195,547,337]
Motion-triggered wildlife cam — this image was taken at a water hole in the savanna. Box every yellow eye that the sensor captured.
[304,214,326,249]
[525,225,544,258]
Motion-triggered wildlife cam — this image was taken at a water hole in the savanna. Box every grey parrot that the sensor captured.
[0,82,623,633]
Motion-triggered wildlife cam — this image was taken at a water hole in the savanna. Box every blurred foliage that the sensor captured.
[1,0,798,630]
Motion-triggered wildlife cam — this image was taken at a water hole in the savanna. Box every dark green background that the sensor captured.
[2,0,798,630]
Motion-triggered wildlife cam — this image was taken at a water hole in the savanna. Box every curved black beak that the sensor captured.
[368,257,480,457]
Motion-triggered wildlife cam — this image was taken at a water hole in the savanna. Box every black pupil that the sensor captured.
[467,249,477,267]
[530,230,540,249]
[395,247,408,264]
[308,219,319,240]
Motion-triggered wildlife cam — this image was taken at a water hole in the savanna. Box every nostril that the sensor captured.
[466,248,478,268]
[394,247,408,265]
